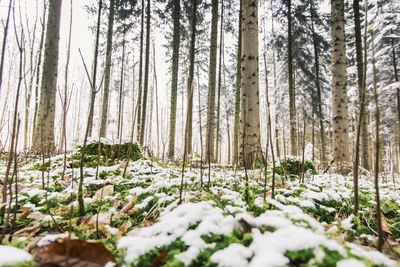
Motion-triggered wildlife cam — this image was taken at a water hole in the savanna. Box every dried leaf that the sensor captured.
[14,223,40,237]
[151,252,168,267]
[381,214,392,235]
[85,212,112,228]
[143,217,156,228]
[35,238,116,267]
[117,220,132,239]
[120,196,138,215]
[94,185,114,201]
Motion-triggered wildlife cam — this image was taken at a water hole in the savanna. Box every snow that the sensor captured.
[341,214,355,230]
[210,243,251,267]
[0,245,32,266]
[37,233,70,247]
[337,259,366,267]
[347,243,396,267]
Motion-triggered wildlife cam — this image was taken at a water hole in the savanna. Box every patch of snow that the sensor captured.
[337,259,366,267]
[0,246,32,266]
[210,243,251,267]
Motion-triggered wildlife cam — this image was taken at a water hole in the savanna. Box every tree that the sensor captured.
[287,0,297,156]
[331,0,350,166]
[87,0,103,137]
[168,0,181,158]
[205,0,218,163]
[184,0,197,156]
[232,0,242,165]
[99,0,116,138]
[139,0,151,146]
[32,0,63,153]
[239,0,261,168]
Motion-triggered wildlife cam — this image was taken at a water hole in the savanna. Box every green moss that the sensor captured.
[274,158,317,177]
[285,248,315,266]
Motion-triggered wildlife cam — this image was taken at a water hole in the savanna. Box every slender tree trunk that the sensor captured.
[205,0,219,163]
[215,0,224,162]
[23,1,39,150]
[139,0,151,146]
[87,0,103,137]
[32,2,47,136]
[239,0,261,168]
[232,0,242,165]
[287,0,297,156]
[0,0,13,96]
[331,0,350,167]
[391,32,400,172]
[99,0,115,138]
[136,0,145,141]
[184,0,197,157]
[60,0,73,152]
[371,29,384,251]
[32,0,63,153]
[310,2,326,164]
[167,0,181,158]
[117,29,126,140]
[152,42,160,156]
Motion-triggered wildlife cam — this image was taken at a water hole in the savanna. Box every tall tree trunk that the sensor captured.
[168,0,181,158]
[139,0,151,146]
[353,0,370,171]
[371,28,384,251]
[310,1,326,164]
[287,0,297,156]
[60,0,73,152]
[117,29,126,140]
[136,0,145,141]
[215,0,224,162]
[331,0,350,167]
[32,2,47,137]
[184,0,197,157]
[391,32,400,172]
[24,1,39,150]
[100,0,115,138]
[32,0,63,153]
[232,0,242,165]
[0,0,13,96]
[206,0,219,163]
[87,0,103,137]
[239,0,261,168]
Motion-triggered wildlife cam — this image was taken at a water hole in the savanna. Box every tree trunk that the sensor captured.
[184,0,197,157]
[232,0,242,165]
[60,0,73,152]
[287,0,297,156]
[32,2,47,137]
[310,2,326,164]
[136,0,145,141]
[239,0,261,168]
[215,0,224,162]
[139,0,151,146]
[99,0,115,138]
[331,0,350,167]
[87,0,103,137]
[32,0,63,153]
[117,29,126,140]
[205,0,218,163]
[168,0,181,158]
[0,0,13,96]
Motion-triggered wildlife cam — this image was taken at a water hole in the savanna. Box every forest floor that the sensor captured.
[0,141,399,267]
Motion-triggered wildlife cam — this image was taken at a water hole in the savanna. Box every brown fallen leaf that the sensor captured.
[94,185,114,201]
[117,220,132,239]
[120,196,138,215]
[151,252,168,267]
[85,212,112,228]
[35,238,116,267]
[143,217,156,228]
[381,214,392,236]
[14,223,40,237]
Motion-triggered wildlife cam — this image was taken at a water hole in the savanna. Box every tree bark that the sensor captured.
[331,0,350,166]
[136,0,145,141]
[99,0,115,138]
[215,0,224,162]
[139,0,151,146]
[184,0,197,157]
[168,0,181,158]
[32,0,63,153]
[239,0,261,168]
[287,0,297,156]
[205,0,219,163]
[232,0,242,165]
